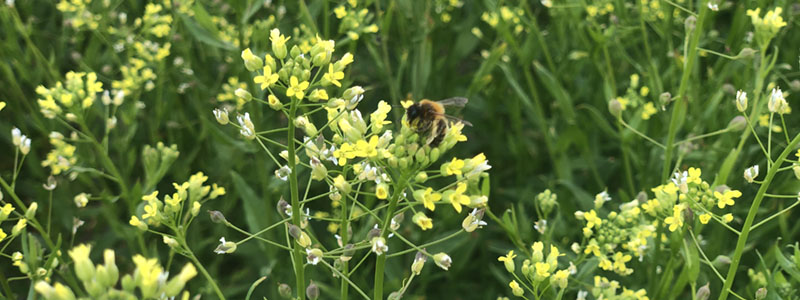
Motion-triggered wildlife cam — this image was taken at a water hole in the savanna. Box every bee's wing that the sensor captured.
[432,112,473,127]
[436,97,468,108]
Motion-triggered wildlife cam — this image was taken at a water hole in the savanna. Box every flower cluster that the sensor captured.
[480,6,525,35]
[746,7,787,48]
[56,0,101,30]
[41,132,78,175]
[433,0,464,23]
[589,276,649,300]
[498,242,571,297]
[36,71,103,119]
[35,244,197,299]
[129,172,226,231]
[608,74,657,121]
[576,192,653,276]
[643,168,738,231]
[333,1,379,40]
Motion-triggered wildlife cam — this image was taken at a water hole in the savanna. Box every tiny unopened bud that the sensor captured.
[793,164,800,180]
[235,88,252,102]
[278,283,292,299]
[684,15,696,32]
[415,171,428,183]
[208,210,227,224]
[306,280,319,300]
[277,197,291,217]
[163,236,179,248]
[25,202,38,219]
[736,48,756,59]
[608,99,622,118]
[727,116,746,131]
[74,193,89,208]
[755,288,767,300]
[696,283,710,300]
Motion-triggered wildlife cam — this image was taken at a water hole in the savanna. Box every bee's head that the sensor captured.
[405,103,421,121]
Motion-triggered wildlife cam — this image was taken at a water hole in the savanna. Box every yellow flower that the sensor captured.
[534,262,551,280]
[612,252,632,273]
[253,66,279,90]
[687,167,702,184]
[375,183,389,200]
[286,76,310,99]
[509,280,524,297]
[415,187,442,211]
[412,212,433,230]
[641,102,657,120]
[714,190,741,209]
[444,158,465,176]
[210,184,226,199]
[322,64,344,87]
[664,204,684,232]
[699,213,711,224]
[551,269,569,289]
[584,210,602,229]
[722,213,733,223]
[445,182,470,213]
[498,250,516,273]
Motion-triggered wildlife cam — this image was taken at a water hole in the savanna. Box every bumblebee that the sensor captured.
[405,97,470,147]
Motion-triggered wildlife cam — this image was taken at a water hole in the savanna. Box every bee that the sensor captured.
[405,97,471,147]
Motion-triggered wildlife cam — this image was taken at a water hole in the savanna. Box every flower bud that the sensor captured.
[411,251,427,275]
[241,48,263,71]
[235,88,252,102]
[793,164,800,180]
[306,280,319,300]
[433,252,452,270]
[213,108,229,125]
[376,183,389,200]
[278,283,292,299]
[608,99,622,118]
[333,175,351,195]
[684,15,696,32]
[727,116,746,131]
[755,288,767,300]
[12,219,27,235]
[659,92,673,107]
[25,202,38,219]
[288,224,311,248]
[415,171,428,183]
[736,48,757,59]
[462,208,487,232]
[696,283,710,300]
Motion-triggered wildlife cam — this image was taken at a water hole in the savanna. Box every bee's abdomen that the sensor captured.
[430,118,448,147]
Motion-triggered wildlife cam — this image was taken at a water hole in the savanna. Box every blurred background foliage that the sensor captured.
[2,0,800,299]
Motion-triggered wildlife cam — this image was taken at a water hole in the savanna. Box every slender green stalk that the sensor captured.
[183,243,226,300]
[373,174,409,300]
[287,97,306,300]
[718,132,800,300]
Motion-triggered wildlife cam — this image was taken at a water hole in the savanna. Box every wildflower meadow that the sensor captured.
[1,0,800,299]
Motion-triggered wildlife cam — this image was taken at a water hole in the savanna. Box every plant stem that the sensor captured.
[718,132,800,300]
[373,174,409,300]
[287,97,306,300]
[183,244,226,300]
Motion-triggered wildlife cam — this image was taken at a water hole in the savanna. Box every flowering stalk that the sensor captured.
[374,173,410,300]
[286,96,306,300]
[178,234,226,300]
[718,132,800,300]
[655,5,709,292]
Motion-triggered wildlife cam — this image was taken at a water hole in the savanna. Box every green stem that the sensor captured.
[184,245,226,300]
[718,132,800,300]
[287,97,306,300]
[373,174,410,300]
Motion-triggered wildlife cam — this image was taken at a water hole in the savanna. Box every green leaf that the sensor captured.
[230,170,268,233]
[774,244,800,282]
[180,15,236,51]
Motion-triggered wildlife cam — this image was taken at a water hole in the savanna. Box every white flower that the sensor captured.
[11,127,21,146]
[371,237,388,255]
[735,90,747,112]
[577,290,589,300]
[744,165,759,183]
[768,88,788,114]
[237,113,255,139]
[306,248,322,265]
[275,165,292,181]
[214,237,237,254]
[707,2,718,11]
